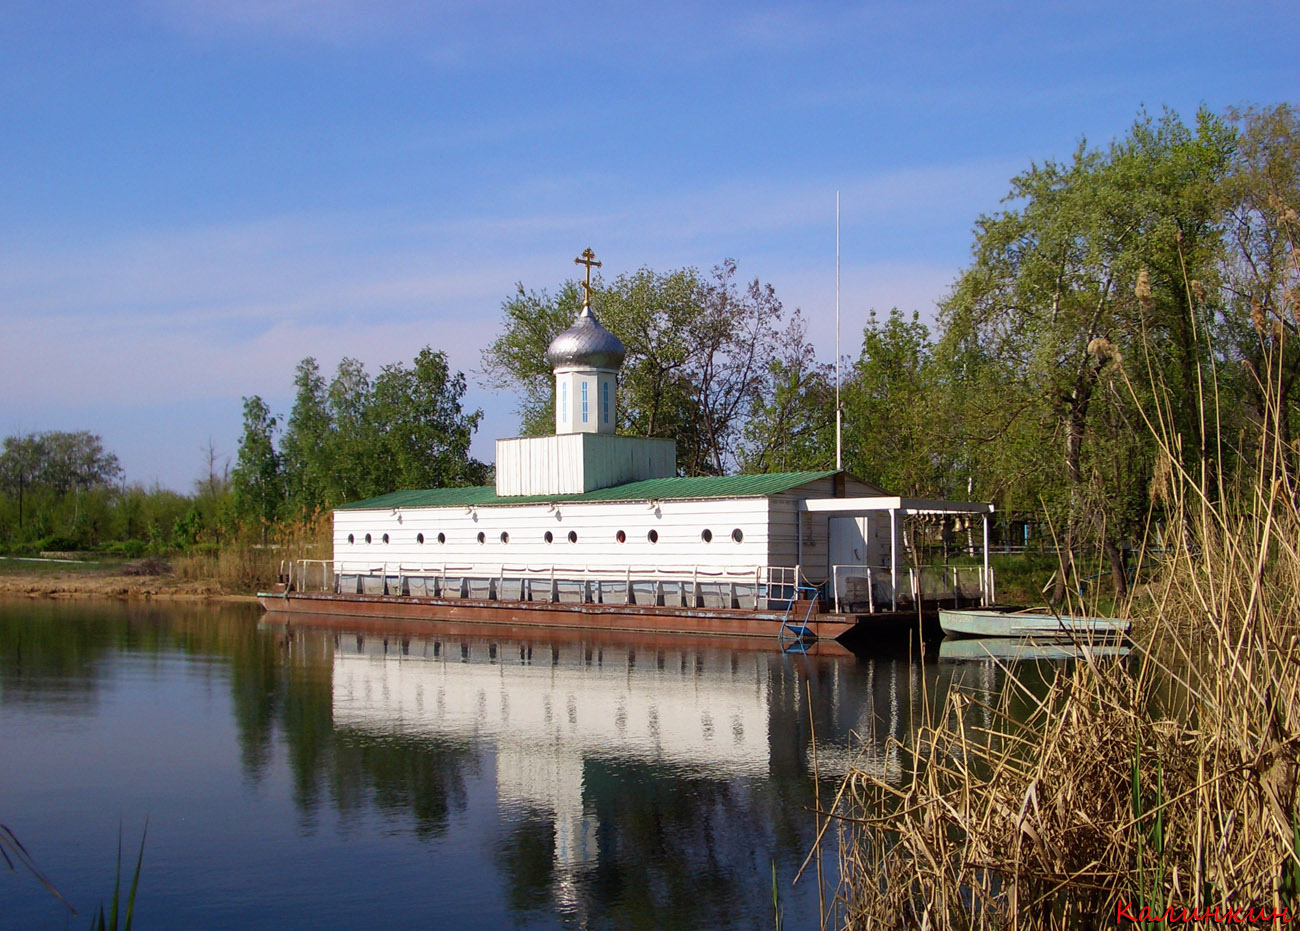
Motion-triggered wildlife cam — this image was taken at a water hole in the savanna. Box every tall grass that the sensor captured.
[833,295,1299,924]
[172,511,331,593]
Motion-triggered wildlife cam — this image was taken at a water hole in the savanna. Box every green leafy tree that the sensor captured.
[322,357,375,503]
[368,348,489,493]
[938,109,1234,598]
[687,261,794,474]
[232,396,284,539]
[481,260,805,475]
[273,348,487,512]
[1219,104,1300,491]
[0,434,48,530]
[280,358,334,516]
[0,431,122,543]
[737,327,836,474]
[38,432,122,495]
[480,281,584,436]
[840,309,955,497]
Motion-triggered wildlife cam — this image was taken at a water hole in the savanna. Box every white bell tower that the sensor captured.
[549,248,622,435]
[494,248,675,496]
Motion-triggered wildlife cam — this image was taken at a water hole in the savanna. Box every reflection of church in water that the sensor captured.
[328,633,951,879]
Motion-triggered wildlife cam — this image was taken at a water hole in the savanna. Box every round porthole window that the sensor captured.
[567,531,578,543]
[647,529,659,544]
[616,530,626,543]
[544,531,554,543]
[416,533,424,544]
[700,529,713,543]
[500,531,509,544]
[364,533,372,544]
[347,533,355,545]
[382,533,389,544]
[437,532,446,544]
[477,531,486,544]
[731,528,743,543]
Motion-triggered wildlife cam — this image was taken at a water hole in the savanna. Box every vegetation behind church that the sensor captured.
[0,349,487,567]
[483,103,1298,605]
[0,102,1295,609]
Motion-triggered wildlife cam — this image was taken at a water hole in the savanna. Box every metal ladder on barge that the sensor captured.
[778,585,822,653]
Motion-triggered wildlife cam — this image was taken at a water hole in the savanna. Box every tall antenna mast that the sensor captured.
[835,191,842,471]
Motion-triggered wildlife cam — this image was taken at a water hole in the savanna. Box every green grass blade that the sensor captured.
[123,820,148,931]
[1,823,77,915]
[108,827,122,931]
[771,859,782,931]
[1154,763,1164,853]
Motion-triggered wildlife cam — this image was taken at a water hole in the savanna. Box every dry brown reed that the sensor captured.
[832,311,1300,926]
[172,511,331,593]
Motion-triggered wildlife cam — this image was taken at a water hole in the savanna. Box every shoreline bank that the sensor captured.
[0,569,259,603]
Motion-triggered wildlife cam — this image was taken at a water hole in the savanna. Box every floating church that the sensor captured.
[262,250,995,642]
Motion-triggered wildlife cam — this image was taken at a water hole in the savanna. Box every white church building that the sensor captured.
[313,251,994,616]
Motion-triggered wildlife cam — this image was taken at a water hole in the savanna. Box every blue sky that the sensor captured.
[2,0,1296,491]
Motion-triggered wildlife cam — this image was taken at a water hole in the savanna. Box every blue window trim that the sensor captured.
[602,381,610,423]
[581,381,589,423]
[560,382,568,422]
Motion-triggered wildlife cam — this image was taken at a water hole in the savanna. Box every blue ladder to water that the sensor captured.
[779,585,822,651]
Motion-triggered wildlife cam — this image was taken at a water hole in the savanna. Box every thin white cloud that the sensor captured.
[145,0,426,43]
[143,0,574,61]
[0,211,560,330]
[0,312,499,407]
[0,151,1004,489]
[0,154,1005,328]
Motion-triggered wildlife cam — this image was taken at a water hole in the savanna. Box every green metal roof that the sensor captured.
[335,471,839,511]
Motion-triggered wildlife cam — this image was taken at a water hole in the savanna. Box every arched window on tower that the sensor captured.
[602,381,610,423]
[560,382,568,423]
[581,381,589,423]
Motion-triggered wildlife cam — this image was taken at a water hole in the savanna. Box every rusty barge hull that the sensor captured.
[258,614,862,657]
[257,590,880,642]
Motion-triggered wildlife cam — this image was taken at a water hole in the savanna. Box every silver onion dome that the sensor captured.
[545,302,626,370]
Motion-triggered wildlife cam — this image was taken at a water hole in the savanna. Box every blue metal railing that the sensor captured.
[778,585,821,647]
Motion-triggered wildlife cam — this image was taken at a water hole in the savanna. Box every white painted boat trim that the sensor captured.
[939,608,1129,639]
[939,637,1132,662]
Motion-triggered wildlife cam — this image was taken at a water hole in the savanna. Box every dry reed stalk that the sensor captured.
[172,511,332,592]
[833,280,1300,928]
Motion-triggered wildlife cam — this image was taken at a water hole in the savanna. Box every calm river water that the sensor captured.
[0,599,1043,929]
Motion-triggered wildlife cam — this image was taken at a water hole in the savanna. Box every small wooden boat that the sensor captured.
[939,607,1129,639]
[938,636,1131,663]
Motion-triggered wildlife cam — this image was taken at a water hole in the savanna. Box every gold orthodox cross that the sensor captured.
[574,247,601,303]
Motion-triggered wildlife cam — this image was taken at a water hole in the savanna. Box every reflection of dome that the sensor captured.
[546,303,626,371]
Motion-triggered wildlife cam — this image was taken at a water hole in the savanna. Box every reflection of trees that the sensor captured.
[225,628,280,779]
[1,603,478,839]
[133,601,288,785]
[585,760,817,930]
[0,599,304,784]
[0,600,236,706]
[325,730,474,838]
[488,648,939,929]
[4,601,1091,929]
[493,813,557,914]
[0,602,119,706]
[255,630,478,838]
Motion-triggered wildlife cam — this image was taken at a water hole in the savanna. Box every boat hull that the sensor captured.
[939,607,1130,639]
[259,590,861,642]
[938,636,1132,662]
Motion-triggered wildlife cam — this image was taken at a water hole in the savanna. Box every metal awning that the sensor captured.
[799,496,996,612]
[799,496,994,515]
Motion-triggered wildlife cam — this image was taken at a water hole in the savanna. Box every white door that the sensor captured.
[829,516,869,603]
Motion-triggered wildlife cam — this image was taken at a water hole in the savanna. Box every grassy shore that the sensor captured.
[0,557,257,601]
[0,515,329,602]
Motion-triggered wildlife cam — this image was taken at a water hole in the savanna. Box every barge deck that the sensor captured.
[258,587,965,643]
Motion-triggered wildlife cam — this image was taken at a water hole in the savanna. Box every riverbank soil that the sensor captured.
[0,557,256,602]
